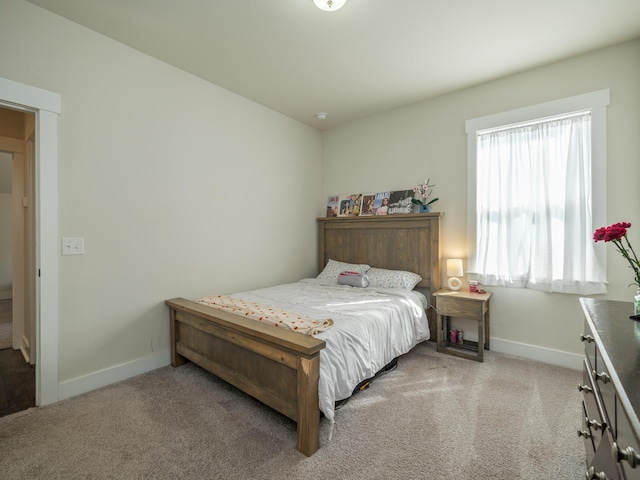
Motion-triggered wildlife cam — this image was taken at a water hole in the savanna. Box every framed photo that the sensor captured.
[352,193,363,216]
[326,195,339,217]
[359,193,376,216]
[337,194,359,217]
[388,190,414,215]
[372,192,390,215]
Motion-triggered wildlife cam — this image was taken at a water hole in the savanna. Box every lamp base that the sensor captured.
[447,277,462,291]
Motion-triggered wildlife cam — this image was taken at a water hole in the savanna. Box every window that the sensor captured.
[465,90,609,294]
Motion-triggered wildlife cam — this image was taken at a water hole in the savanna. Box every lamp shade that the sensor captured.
[313,0,347,11]
[446,259,464,277]
[446,259,463,291]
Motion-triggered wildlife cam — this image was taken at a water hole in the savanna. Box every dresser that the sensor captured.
[579,298,640,480]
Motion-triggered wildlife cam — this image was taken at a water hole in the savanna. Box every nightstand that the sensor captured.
[434,289,492,362]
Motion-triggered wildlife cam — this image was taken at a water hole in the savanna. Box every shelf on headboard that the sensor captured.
[317,212,443,223]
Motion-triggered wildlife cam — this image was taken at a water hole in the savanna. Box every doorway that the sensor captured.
[0,76,61,407]
[0,108,36,416]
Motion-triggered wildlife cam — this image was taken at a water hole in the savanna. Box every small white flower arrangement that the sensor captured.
[412,179,438,212]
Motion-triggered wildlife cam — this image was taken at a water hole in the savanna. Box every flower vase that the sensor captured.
[635,288,640,316]
[419,204,430,214]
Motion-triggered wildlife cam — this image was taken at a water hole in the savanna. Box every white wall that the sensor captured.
[322,39,640,366]
[0,0,322,386]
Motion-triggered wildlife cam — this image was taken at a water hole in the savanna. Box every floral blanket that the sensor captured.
[196,294,334,336]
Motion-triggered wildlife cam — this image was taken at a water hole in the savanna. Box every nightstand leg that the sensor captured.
[477,314,484,362]
[485,303,490,350]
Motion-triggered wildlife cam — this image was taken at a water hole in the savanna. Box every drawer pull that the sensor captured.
[587,418,604,431]
[577,428,592,439]
[585,467,609,479]
[593,370,611,384]
[580,334,595,343]
[578,383,593,394]
[612,442,640,468]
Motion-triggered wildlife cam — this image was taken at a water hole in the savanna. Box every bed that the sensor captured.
[165,213,442,456]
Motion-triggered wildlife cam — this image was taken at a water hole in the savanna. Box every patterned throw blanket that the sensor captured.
[196,295,334,336]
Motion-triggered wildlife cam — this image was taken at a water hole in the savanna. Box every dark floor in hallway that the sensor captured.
[0,299,36,418]
[0,348,35,417]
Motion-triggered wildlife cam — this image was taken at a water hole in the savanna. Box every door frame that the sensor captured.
[0,77,60,406]
[1,136,26,354]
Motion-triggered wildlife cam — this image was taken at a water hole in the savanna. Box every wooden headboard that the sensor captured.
[317,213,442,338]
[317,213,442,289]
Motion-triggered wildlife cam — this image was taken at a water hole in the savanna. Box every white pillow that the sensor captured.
[317,259,370,283]
[366,267,422,290]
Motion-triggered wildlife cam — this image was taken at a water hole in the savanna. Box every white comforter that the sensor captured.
[232,279,430,425]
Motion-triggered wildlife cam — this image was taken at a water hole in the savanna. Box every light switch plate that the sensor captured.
[62,237,85,255]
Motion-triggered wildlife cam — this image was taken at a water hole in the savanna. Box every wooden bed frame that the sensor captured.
[165,213,442,456]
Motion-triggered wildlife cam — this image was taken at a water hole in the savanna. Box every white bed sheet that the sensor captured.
[232,278,430,425]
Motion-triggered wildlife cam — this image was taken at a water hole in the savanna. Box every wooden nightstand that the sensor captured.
[434,289,492,362]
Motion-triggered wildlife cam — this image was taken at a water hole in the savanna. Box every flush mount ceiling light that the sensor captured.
[315,112,327,120]
[313,0,347,12]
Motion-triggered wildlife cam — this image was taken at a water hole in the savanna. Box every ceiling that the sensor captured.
[25,0,640,130]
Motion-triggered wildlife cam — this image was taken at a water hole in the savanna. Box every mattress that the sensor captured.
[231,278,430,425]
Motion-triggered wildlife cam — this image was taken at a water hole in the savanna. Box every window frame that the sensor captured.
[465,89,610,283]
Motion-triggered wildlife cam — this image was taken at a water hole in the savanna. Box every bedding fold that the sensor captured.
[196,294,334,335]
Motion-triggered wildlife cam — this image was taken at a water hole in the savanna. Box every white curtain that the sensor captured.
[475,112,606,294]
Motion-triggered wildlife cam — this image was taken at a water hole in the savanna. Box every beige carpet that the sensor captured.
[0,342,586,479]
[0,299,11,350]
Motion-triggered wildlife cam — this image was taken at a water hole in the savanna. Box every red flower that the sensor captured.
[594,222,640,288]
[604,225,627,242]
[594,223,632,242]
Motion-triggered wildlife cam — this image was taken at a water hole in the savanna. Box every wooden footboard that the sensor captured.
[165,297,326,456]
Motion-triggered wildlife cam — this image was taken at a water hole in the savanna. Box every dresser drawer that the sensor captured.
[588,427,624,480]
[581,359,607,446]
[614,396,640,480]
[580,400,596,464]
[592,352,616,436]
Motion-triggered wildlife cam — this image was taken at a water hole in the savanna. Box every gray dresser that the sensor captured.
[579,298,640,480]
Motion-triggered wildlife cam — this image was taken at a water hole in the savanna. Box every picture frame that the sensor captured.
[388,190,414,215]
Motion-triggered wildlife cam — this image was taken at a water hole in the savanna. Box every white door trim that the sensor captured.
[0,76,60,405]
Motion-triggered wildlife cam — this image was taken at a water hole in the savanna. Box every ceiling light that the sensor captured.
[315,112,327,120]
[313,0,347,12]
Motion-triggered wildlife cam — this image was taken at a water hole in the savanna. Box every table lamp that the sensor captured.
[446,259,463,291]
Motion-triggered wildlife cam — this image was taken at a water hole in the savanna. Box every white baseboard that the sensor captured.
[58,350,171,401]
[490,337,582,370]
[56,340,580,402]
